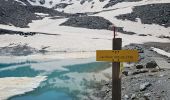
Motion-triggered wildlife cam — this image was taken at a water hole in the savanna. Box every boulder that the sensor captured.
[136,64,144,69]
[146,61,157,68]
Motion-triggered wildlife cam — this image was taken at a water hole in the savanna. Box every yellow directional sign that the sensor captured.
[96,50,139,62]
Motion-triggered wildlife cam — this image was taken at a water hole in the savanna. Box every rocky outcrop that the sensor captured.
[146,61,157,68]
[0,44,38,56]
[0,0,73,28]
[116,3,170,27]
[60,16,113,30]
[0,28,36,36]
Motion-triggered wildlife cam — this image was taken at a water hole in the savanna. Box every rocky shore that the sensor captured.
[89,43,170,100]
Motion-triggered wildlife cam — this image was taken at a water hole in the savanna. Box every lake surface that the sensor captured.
[0,58,110,100]
[10,91,72,100]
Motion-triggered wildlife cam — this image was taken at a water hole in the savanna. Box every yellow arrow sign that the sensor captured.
[96,50,139,62]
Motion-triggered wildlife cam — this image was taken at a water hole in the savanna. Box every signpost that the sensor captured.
[96,26,139,100]
[96,50,139,62]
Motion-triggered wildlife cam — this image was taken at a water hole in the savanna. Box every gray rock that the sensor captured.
[136,64,144,69]
[158,35,170,39]
[139,34,148,36]
[146,61,157,68]
[39,0,45,5]
[122,71,129,76]
[144,93,151,97]
[140,82,151,91]
[131,94,136,99]
[124,94,129,99]
[132,69,148,75]
[115,27,136,35]
[150,69,159,72]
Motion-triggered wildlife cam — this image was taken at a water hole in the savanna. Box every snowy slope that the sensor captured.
[25,0,170,13]
[26,0,110,12]
[0,0,169,58]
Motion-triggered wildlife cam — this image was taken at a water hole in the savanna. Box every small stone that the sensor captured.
[148,34,152,36]
[122,87,125,89]
[150,68,159,72]
[148,74,154,76]
[136,64,144,69]
[122,71,128,76]
[144,93,151,97]
[161,90,165,93]
[140,82,151,91]
[160,74,164,77]
[139,34,147,36]
[132,69,148,75]
[131,94,136,99]
[124,94,129,99]
[39,0,45,4]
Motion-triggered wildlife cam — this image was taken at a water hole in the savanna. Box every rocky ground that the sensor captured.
[116,3,170,27]
[0,43,52,56]
[89,43,170,100]
[0,44,38,56]
[60,16,113,30]
[60,16,138,35]
[0,28,37,36]
[0,0,74,28]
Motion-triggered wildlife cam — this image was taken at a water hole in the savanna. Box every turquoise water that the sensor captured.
[0,61,37,69]
[10,91,72,100]
[0,59,110,100]
[0,65,42,77]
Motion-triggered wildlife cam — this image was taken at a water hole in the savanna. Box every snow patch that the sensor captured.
[35,13,49,16]
[151,47,170,57]
[0,17,169,56]
[0,53,96,72]
[15,0,26,5]
[0,76,47,100]
[96,1,170,37]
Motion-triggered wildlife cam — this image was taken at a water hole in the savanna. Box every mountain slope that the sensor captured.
[0,0,73,27]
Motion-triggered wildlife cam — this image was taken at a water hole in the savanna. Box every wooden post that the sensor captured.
[112,38,122,100]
